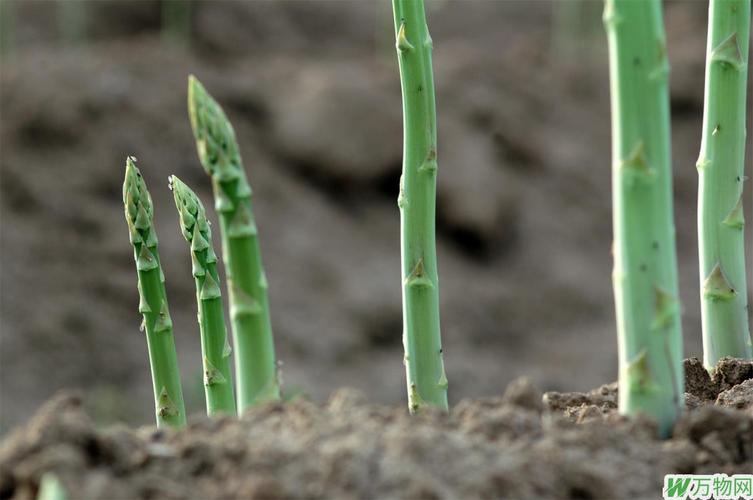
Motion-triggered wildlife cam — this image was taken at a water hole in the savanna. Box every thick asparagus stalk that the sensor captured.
[187,76,280,411]
[604,0,684,437]
[123,157,186,427]
[391,0,448,413]
[170,176,236,416]
[698,0,752,368]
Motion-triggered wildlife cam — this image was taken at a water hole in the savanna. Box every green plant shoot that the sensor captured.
[187,76,280,411]
[604,0,684,437]
[170,175,236,416]
[391,0,448,413]
[36,474,67,500]
[697,0,752,368]
[123,157,186,427]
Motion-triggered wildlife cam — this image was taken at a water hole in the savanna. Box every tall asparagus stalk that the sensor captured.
[170,175,236,416]
[391,0,448,413]
[187,77,280,411]
[697,0,752,368]
[604,0,684,437]
[123,157,186,427]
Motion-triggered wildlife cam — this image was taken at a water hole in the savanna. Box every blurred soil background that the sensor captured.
[0,0,751,430]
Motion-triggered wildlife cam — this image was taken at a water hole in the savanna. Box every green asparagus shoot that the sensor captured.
[36,474,67,500]
[697,0,752,367]
[391,0,448,413]
[187,76,280,411]
[123,157,186,427]
[604,0,684,437]
[170,175,236,416]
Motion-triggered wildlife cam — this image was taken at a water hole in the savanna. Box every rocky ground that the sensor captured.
[1,358,751,500]
[1,0,751,434]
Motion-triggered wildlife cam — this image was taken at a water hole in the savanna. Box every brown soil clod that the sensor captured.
[683,357,718,401]
[711,357,753,392]
[1,358,752,499]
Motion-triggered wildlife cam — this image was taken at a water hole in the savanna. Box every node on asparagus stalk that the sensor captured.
[187,76,280,411]
[123,157,186,427]
[697,0,752,368]
[604,0,684,437]
[391,0,448,413]
[170,175,236,416]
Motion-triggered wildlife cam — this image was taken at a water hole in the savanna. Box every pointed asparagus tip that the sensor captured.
[123,156,138,199]
[170,175,203,237]
[187,74,203,135]
[124,156,154,231]
[186,74,244,184]
[187,74,203,102]
[125,155,137,177]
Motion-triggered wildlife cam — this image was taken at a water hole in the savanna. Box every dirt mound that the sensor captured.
[1,359,751,500]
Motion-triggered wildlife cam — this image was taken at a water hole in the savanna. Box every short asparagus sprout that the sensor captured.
[36,474,67,500]
[170,175,236,416]
[391,0,449,413]
[123,157,186,428]
[697,0,752,367]
[187,76,280,411]
[604,0,684,437]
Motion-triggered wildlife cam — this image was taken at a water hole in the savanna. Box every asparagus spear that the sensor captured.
[123,157,186,427]
[391,0,448,413]
[36,474,67,500]
[170,175,236,416]
[187,76,280,411]
[697,0,752,368]
[604,0,684,437]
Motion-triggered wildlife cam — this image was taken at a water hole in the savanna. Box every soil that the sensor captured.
[1,357,751,500]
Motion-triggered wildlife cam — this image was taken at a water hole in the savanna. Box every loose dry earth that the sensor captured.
[1,358,751,500]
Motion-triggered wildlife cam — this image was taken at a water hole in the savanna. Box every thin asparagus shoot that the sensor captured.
[170,175,236,416]
[36,474,67,500]
[123,157,186,427]
[697,0,752,367]
[391,0,448,413]
[187,76,280,411]
[604,0,684,437]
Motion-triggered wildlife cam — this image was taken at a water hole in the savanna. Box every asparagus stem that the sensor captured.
[187,76,280,412]
[162,0,191,45]
[36,474,67,500]
[58,0,86,45]
[698,0,752,367]
[391,0,448,413]
[604,0,684,437]
[123,157,186,427]
[0,0,15,56]
[170,175,236,416]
